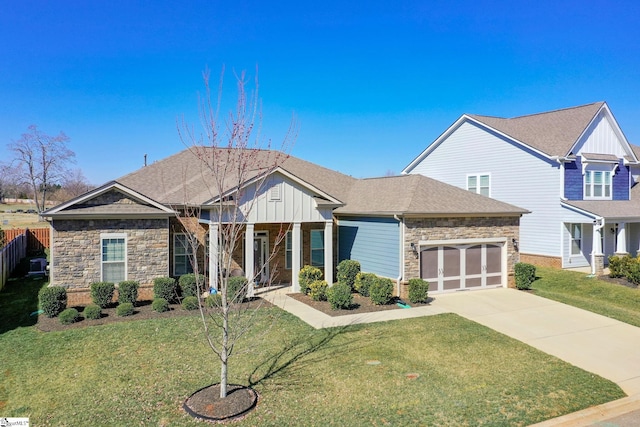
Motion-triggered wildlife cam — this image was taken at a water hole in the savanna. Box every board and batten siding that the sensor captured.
[407,120,561,258]
[573,112,631,158]
[337,216,400,279]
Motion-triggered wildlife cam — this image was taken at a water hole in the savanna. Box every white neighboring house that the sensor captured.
[403,102,640,273]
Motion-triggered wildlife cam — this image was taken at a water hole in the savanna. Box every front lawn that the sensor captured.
[0,273,626,426]
[532,266,640,327]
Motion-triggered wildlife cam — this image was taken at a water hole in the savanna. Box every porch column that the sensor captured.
[616,222,628,255]
[324,221,333,285]
[245,223,255,297]
[209,224,219,292]
[291,222,301,292]
[592,221,604,275]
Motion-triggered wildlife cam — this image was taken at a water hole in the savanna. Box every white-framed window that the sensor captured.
[570,224,582,256]
[174,233,194,276]
[101,233,126,283]
[584,170,611,199]
[467,174,490,197]
[285,231,292,269]
[310,229,324,267]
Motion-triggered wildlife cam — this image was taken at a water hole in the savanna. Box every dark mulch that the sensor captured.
[183,384,258,422]
[597,274,638,289]
[287,292,429,317]
[37,298,272,332]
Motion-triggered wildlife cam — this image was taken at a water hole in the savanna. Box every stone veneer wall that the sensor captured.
[403,216,520,289]
[51,218,169,289]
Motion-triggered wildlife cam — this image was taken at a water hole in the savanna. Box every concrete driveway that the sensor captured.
[434,288,640,397]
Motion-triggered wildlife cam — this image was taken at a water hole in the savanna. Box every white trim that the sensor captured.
[291,223,301,292]
[310,228,324,267]
[466,173,491,197]
[419,237,507,246]
[100,232,127,283]
[324,221,333,285]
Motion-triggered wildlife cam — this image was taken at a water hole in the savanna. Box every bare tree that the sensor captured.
[54,168,94,201]
[176,68,296,400]
[8,125,75,212]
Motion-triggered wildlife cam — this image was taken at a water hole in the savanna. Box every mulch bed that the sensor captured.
[597,274,638,289]
[287,292,429,317]
[183,383,258,422]
[37,298,272,332]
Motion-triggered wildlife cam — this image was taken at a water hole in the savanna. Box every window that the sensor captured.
[285,231,292,269]
[174,233,194,276]
[570,224,582,256]
[101,233,126,283]
[310,229,324,267]
[467,174,490,197]
[584,170,611,199]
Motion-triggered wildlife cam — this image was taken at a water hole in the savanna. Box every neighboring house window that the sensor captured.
[467,174,490,197]
[570,224,582,256]
[174,233,194,276]
[285,231,292,269]
[101,233,126,283]
[584,170,611,199]
[310,229,324,267]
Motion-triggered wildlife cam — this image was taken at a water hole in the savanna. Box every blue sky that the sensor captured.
[2,0,640,185]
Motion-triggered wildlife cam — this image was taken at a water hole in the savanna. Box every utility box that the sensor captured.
[28,258,48,276]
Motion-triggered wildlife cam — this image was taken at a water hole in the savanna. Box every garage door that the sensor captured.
[420,242,504,293]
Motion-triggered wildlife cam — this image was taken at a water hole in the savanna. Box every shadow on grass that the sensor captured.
[0,257,48,334]
[247,324,355,388]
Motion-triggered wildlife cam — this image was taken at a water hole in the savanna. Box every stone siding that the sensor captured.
[51,218,169,289]
[403,216,520,287]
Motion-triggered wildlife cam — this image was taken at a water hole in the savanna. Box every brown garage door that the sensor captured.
[420,243,503,293]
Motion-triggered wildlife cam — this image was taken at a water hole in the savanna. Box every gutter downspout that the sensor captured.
[394,214,404,296]
[592,217,605,276]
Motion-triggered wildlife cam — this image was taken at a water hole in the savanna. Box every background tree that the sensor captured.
[176,68,296,402]
[8,125,75,212]
[53,168,94,202]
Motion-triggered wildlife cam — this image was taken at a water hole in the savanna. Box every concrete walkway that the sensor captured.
[259,286,640,425]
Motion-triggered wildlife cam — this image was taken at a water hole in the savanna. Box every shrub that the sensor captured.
[514,263,536,290]
[226,276,248,303]
[39,286,67,318]
[83,304,102,320]
[326,282,353,310]
[299,265,323,294]
[408,278,429,304]
[58,308,79,325]
[205,293,222,308]
[369,277,394,305]
[308,280,328,301]
[182,295,200,310]
[609,255,634,279]
[116,302,134,317]
[90,282,115,308]
[179,273,206,298]
[337,259,360,290]
[354,272,377,297]
[626,259,640,286]
[152,298,169,313]
[153,277,177,303]
[117,281,139,305]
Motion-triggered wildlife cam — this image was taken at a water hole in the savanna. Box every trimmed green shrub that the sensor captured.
[226,276,248,303]
[182,295,200,310]
[369,277,394,305]
[514,263,536,290]
[39,286,67,318]
[117,281,139,305]
[299,265,323,294]
[152,298,169,313]
[354,272,377,297]
[179,273,206,298]
[90,282,115,308]
[626,259,640,285]
[337,259,360,290]
[609,255,635,279]
[153,277,177,303]
[308,280,328,301]
[116,302,134,317]
[326,282,353,310]
[58,308,79,325]
[408,278,429,304]
[83,304,102,320]
[205,293,222,308]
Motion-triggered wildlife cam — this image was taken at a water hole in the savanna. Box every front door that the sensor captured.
[254,232,269,284]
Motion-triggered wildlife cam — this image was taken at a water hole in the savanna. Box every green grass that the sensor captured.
[532,266,640,327]
[0,268,626,426]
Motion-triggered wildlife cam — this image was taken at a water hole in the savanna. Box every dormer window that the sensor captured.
[584,170,611,199]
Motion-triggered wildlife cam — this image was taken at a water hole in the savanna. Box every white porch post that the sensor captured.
[209,224,219,291]
[324,221,333,285]
[593,223,603,255]
[245,223,255,297]
[291,222,301,292]
[616,222,628,255]
[592,220,604,275]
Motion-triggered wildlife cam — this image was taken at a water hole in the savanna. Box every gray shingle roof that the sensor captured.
[563,184,640,220]
[469,102,605,157]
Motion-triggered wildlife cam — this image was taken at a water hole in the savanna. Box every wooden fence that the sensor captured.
[0,232,27,291]
[3,228,50,253]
